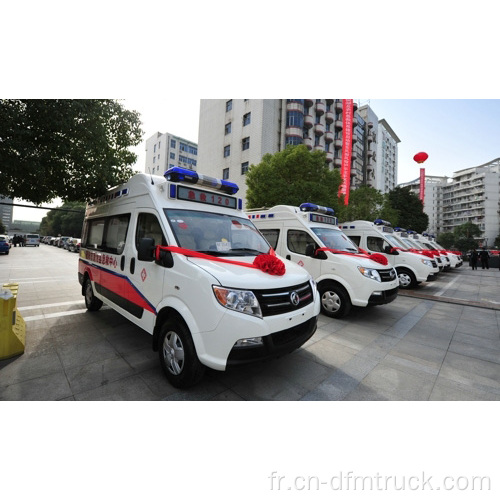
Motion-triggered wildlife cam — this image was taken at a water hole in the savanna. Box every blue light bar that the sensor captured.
[299,203,335,216]
[374,219,392,226]
[165,167,239,195]
[394,227,407,232]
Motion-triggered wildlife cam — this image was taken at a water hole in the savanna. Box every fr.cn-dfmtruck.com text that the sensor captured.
[268,471,492,492]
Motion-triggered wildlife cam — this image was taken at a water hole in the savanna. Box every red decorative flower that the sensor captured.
[369,253,389,266]
[253,254,286,276]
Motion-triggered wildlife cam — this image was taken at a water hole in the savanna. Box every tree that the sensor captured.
[453,222,481,253]
[386,186,429,233]
[0,220,5,233]
[245,145,342,211]
[39,202,85,237]
[494,234,500,249]
[437,231,455,249]
[0,99,143,204]
[337,186,399,224]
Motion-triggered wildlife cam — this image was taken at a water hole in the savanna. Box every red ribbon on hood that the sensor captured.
[155,246,286,276]
[315,247,389,266]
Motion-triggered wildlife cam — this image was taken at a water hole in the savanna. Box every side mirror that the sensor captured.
[138,237,156,261]
[384,245,398,256]
[156,248,174,268]
[305,244,315,257]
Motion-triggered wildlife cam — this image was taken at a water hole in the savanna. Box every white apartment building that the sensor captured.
[441,158,500,246]
[376,119,400,193]
[145,132,198,176]
[197,99,374,207]
[399,175,449,236]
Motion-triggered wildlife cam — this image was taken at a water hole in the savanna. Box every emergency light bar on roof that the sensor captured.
[374,219,391,227]
[299,203,335,217]
[165,167,239,195]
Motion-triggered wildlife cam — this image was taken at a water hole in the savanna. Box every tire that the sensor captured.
[318,282,352,318]
[158,317,205,388]
[397,268,417,289]
[84,277,103,311]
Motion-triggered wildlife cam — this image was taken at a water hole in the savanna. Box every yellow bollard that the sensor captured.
[0,283,26,360]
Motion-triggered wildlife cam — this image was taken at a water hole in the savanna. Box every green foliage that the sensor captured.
[494,234,500,248]
[39,202,85,237]
[0,99,143,204]
[337,186,399,223]
[436,232,455,249]
[0,220,5,233]
[452,222,481,253]
[245,145,342,211]
[386,186,429,233]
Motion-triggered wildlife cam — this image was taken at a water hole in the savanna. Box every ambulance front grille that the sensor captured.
[253,281,314,317]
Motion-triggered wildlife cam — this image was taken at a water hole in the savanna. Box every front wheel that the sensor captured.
[318,282,352,318]
[397,268,417,289]
[159,317,205,388]
[84,277,103,311]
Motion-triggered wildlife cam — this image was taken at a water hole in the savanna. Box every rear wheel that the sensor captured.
[84,277,103,311]
[318,282,351,318]
[159,317,205,388]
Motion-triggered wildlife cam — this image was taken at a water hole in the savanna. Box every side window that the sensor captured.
[287,230,315,255]
[136,213,166,249]
[104,215,130,255]
[85,219,105,249]
[260,229,280,250]
[348,235,361,246]
[367,236,385,253]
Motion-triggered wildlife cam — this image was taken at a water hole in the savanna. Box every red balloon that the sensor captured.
[413,152,429,164]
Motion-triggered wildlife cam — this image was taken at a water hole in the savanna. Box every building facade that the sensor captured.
[0,196,13,232]
[197,99,396,207]
[376,119,400,193]
[145,132,198,176]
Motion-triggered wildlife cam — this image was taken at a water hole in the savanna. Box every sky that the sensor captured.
[13,98,500,222]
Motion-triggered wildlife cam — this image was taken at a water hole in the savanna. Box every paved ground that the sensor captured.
[1,245,499,400]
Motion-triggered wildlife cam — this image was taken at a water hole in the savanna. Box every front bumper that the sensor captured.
[226,316,317,367]
[367,286,399,305]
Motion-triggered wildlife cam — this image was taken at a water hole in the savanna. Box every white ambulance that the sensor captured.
[397,229,450,271]
[419,232,463,269]
[78,168,320,388]
[340,220,438,288]
[248,204,399,318]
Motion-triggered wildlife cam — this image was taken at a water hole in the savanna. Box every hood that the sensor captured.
[188,255,312,289]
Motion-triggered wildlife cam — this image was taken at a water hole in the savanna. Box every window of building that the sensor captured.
[154,144,157,153]
[153,156,156,164]
[170,152,175,159]
[222,168,229,180]
[171,139,176,148]
[241,162,249,175]
[286,111,304,128]
[242,137,250,151]
[224,145,231,157]
[226,100,232,112]
[285,136,302,146]
[243,112,251,126]
[225,122,231,135]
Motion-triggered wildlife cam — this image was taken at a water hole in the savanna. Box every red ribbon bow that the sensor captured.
[315,247,389,266]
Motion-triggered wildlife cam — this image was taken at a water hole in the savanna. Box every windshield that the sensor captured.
[311,227,359,252]
[164,209,270,256]
[384,233,409,249]
[398,237,422,250]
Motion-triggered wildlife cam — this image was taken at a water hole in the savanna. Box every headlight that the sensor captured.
[213,286,262,318]
[421,258,433,267]
[357,266,381,282]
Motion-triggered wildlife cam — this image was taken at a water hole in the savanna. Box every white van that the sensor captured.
[26,234,40,246]
[340,220,438,289]
[248,204,399,318]
[419,233,463,269]
[395,229,449,271]
[78,168,320,387]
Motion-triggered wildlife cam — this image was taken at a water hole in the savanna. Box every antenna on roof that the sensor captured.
[147,166,155,185]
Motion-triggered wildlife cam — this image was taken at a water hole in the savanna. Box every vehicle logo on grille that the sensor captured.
[290,291,300,306]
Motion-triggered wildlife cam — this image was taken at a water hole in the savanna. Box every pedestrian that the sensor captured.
[479,247,489,269]
[470,249,478,270]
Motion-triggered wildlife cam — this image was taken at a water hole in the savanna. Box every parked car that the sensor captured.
[0,235,10,255]
[67,238,81,252]
[58,236,71,249]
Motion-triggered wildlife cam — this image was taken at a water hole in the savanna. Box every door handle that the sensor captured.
[130,257,135,274]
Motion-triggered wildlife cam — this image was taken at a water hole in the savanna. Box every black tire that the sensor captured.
[396,268,417,289]
[84,277,103,311]
[318,282,352,318]
[158,317,205,388]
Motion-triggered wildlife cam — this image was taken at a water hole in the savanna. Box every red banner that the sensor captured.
[338,99,353,205]
[419,167,425,203]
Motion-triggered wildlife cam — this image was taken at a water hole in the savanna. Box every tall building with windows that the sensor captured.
[376,119,400,193]
[198,99,398,207]
[145,132,198,176]
[0,196,13,231]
